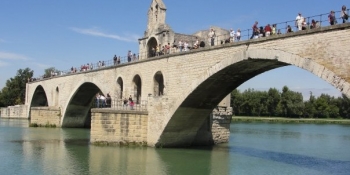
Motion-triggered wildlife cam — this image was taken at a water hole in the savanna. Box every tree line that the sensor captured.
[231,86,350,119]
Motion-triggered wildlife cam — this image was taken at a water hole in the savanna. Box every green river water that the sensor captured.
[0,119,349,175]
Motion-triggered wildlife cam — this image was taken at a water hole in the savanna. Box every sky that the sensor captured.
[0,0,347,100]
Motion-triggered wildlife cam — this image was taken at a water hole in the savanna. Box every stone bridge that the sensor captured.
[26,23,350,147]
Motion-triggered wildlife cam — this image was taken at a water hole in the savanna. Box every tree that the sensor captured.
[44,67,58,78]
[266,88,280,116]
[0,68,33,106]
[303,92,317,118]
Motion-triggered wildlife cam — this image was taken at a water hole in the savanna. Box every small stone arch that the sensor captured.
[154,71,164,96]
[132,75,142,104]
[116,77,123,99]
[55,86,59,106]
[31,85,48,107]
[147,37,158,58]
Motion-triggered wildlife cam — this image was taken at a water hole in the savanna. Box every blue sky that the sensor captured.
[0,0,347,99]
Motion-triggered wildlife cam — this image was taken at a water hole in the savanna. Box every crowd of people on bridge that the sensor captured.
[29,5,348,83]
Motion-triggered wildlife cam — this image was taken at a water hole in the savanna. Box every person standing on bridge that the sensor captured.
[341,5,348,23]
[128,50,132,62]
[250,21,258,39]
[295,13,304,31]
[208,28,216,46]
[328,10,337,25]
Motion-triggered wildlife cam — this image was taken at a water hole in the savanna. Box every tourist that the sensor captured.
[123,98,128,107]
[106,93,111,107]
[178,40,183,52]
[230,29,236,42]
[328,10,336,25]
[156,44,160,56]
[286,25,293,33]
[341,5,348,23]
[236,29,241,41]
[101,61,105,67]
[128,50,132,62]
[250,21,258,39]
[100,94,106,108]
[184,41,188,51]
[208,28,216,46]
[259,26,264,38]
[113,55,117,65]
[98,61,102,68]
[194,38,199,49]
[117,56,120,64]
[133,53,137,61]
[264,24,272,37]
[302,18,307,30]
[310,19,317,29]
[90,63,93,70]
[95,93,101,108]
[151,47,156,57]
[166,43,171,54]
[271,24,276,35]
[295,13,303,31]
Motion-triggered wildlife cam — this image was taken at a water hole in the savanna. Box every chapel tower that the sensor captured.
[147,0,167,32]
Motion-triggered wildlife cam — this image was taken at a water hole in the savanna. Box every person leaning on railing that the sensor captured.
[341,5,349,23]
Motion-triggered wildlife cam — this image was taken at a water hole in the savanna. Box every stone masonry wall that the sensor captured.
[30,107,61,127]
[211,107,233,144]
[0,105,28,119]
[91,109,148,146]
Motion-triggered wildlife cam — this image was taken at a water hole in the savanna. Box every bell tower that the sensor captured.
[147,0,167,32]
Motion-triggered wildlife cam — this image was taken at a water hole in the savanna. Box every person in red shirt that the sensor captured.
[250,21,258,39]
[264,24,272,37]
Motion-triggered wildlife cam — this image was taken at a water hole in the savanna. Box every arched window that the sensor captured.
[154,71,164,96]
[132,75,142,104]
[117,77,123,99]
[147,37,157,58]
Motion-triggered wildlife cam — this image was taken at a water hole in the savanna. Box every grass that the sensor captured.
[232,116,350,124]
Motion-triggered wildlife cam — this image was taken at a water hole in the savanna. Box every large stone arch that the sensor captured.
[154,48,349,147]
[30,85,49,107]
[61,82,104,128]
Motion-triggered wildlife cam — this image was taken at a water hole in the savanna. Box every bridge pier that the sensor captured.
[30,107,61,127]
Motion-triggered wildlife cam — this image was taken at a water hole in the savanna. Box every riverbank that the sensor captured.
[232,116,350,124]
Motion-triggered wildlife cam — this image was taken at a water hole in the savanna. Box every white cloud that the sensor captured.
[33,63,52,69]
[0,51,28,60]
[0,60,9,67]
[70,27,140,42]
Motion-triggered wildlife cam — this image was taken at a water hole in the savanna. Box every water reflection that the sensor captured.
[1,119,350,175]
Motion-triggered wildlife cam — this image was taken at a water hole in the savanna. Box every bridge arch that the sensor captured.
[147,37,158,58]
[156,48,349,147]
[132,75,142,104]
[116,77,124,99]
[30,85,48,107]
[154,71,165,96]
[62,82,105,128]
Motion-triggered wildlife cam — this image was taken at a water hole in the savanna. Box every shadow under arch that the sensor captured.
[62,82,102,128]
[154,71,164,96]
[31,85,48,107]
[156,49,349,148]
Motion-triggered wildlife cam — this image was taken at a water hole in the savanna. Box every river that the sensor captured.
[0,119,349,175]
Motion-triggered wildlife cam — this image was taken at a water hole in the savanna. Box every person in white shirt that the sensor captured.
[230,29,236,42]
[236,29,241,41]
[295,13,303,31]
[184,41,188,51]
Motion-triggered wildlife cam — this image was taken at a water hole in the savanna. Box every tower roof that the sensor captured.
[154,0,166,10]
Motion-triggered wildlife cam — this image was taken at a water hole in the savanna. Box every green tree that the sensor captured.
[280,86,304,117]
[266,88,280,116]
[231,89,244,115]
[44,67,58,78]
[303,92,317,118]
[0,68,33,106]
[338,94,350,119]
